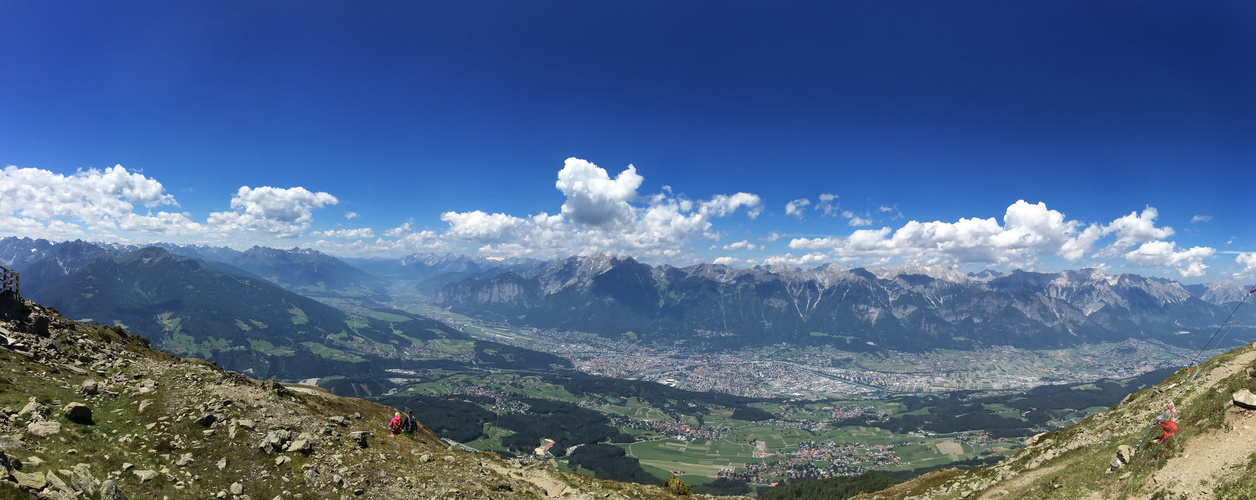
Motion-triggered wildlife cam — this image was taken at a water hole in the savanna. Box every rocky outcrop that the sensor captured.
[1233,389,1256,410]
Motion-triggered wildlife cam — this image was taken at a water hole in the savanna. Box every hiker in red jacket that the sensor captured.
[388,411,403,437]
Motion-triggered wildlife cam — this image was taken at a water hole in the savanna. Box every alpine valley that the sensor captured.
[3,235,1256,498]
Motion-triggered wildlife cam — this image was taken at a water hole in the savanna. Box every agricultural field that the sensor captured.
[382,372,1029,485]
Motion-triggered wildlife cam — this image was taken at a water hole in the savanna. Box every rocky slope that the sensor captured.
[854,338,1256,499]
[0,291,740,500]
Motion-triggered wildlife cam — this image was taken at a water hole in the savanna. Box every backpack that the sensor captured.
[403,414,417,432]
[389,417,403,433]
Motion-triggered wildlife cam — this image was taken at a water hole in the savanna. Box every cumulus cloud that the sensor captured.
[763,232,783,243]
[785,198,810,218]
[722,240,762,251]
[1235,253,1256,278]
[784,200,1215,275]
[345,211,360,220]
[1191,215,1212,223]
[0,165,204,237]
[438,158,762,261]
[555,158,642,227]
[1125,241,1215,277]
[207,186,338,237]
[1092,207,1174,259]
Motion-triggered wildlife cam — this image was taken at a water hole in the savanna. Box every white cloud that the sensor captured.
[878,204,903,220]
[763,232,783,243]
[439,158,762,261]
[555,158,642,227]
[785,198,810,218]
[761,252,831,267]
[816,194,837,216]
[782,200,1215,275]
[310,228,375,239]
[1191,215,1212,223]
[703,193,762,219]
[207,186,338,238]
[345,211,360,220]
[1092,206,1174,259]
[393,230,446,252]
[0,165,204,238]
[383,221,413,238]
[722,240,762,251]
[1125,241,1215,277]
[841,211,872,226]
[309,230,450,257]
[1234,253,1256,278]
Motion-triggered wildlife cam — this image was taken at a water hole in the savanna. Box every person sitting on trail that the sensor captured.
[403,409,418,438]
[388,411,403,437]
[1154,402,1178,443]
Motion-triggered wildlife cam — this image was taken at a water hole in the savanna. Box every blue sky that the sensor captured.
[2,1,1254,281]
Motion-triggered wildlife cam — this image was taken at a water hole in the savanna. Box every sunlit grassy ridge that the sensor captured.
[855,341,1256,499]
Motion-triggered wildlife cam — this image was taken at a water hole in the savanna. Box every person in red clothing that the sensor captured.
[1154,402,1178,443]
[388,411,403,437]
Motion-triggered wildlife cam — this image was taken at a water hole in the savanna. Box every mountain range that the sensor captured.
[0,237,573,381]
[436,255,1255,351]
[4,236,1253,358]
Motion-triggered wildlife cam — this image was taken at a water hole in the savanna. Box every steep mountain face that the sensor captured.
[0,238,121,297]
[438,257,1249,351]
[25,247,419,378]
[0,294,726,500]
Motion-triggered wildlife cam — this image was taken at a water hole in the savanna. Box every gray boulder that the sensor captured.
[17,401,49,422]
[13,470,47,491]
[1234,389,1256,410]
[100,479,129,500]
[257,429,293,454]
[132,470,158,483]
[285,439,312,454]
[1110,444,1134,470]
[79,379,99,396]
[349,431,369,448]
[71,463,95,496]
[63,402,93,424]
[26,420,61,437]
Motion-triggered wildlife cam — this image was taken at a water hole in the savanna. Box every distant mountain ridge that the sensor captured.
[3,237,1252,353]
[0,237,575,380]
[0,237,387,300]
[436,255,1255,351]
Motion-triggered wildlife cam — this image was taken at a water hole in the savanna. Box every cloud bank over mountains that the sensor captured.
[0,161,1249,280]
